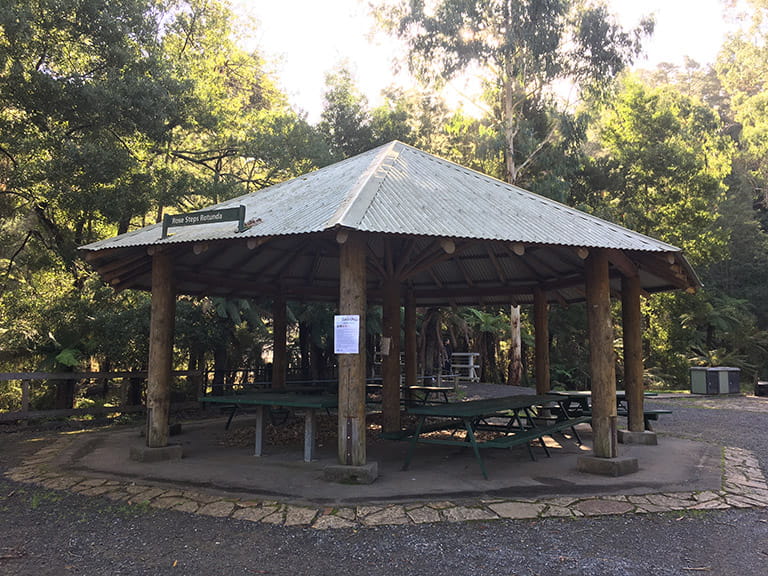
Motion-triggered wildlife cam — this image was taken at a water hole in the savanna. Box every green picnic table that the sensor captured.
[402,394,591,479]
[549,390,669,430]
[199,392,338,462]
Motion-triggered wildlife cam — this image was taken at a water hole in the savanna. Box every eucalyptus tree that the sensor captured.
[716,0,768,230]
[376,0,653,384]
[581,76,734,384]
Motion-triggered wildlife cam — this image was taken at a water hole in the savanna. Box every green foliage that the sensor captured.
[376,0,652,185]
[319,66,375,159]
[585,77,732,266]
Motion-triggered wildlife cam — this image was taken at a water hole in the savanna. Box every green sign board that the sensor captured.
[162,206,246,238]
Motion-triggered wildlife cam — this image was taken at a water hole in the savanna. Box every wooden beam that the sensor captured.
[486,246,507,283]
[95,253,147,276]
[399,240,474,281]
[585,249,618,458]
[606,249,638,278]
[454,255,474,287]
[621,274,645,433]
[110,263,153,292]
[393,238,418,279]
[146,251,176,448]
[574,247,589,260]
[634,253,689,288]
[428,268,443,289]
[306,247,324,286]
[337,231,367,466]
[365,244,388,280]
[102,257,153,284]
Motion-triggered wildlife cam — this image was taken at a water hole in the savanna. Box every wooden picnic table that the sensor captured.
[549,390,669,430]
[365,380,455,406]
[199,392,338,462]
[401,394,591,479]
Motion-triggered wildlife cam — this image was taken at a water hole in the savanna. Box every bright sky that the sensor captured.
[235,0,745,122]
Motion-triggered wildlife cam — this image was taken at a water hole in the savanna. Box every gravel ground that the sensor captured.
[2,393,768,576]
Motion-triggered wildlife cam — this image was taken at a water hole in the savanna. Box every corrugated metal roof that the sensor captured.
[81,141,679,254]
[80,140,699,303]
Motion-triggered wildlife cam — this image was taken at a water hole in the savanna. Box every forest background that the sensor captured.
[1,0,767,410]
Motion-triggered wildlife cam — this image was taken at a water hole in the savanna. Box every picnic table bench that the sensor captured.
[199,392,338,462]
[550,390,670,431]
[366,381,455,406]
[400,394,591,479]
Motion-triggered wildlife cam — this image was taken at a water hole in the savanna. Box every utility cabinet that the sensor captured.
[690,367,740,394]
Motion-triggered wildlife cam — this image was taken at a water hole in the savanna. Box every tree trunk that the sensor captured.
[299,321,311,380]
[53,376,76,410]
[508,305,523,385]
[272,297,287,390]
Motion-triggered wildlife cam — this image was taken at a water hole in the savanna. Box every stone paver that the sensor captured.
[4,435,766,531]
[405,505,442,524]
[487,501,546,519]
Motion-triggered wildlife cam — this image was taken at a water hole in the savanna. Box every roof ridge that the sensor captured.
[325,141,403,229]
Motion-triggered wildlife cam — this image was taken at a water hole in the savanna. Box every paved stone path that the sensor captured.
[4,435,766,530]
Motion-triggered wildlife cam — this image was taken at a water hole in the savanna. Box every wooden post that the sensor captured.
[533,288,550,394]
[585,250,617,458]
[337,231,367,466]
[21,379,30,413]
[404,289,418,389]
[272,297,287,390]
[622,274,645,432]
[381,277,401,433]
[146,250,176,448]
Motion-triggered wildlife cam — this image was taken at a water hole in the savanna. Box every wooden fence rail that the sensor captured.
[0,370,205,423]
[0,369,328,422]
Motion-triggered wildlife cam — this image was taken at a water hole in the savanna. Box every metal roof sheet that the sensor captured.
[80,141,699,303]
[82,141,679,254]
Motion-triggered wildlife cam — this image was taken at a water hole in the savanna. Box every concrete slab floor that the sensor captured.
[55,417,721,506]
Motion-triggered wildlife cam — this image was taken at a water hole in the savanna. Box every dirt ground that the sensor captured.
[2,395,768,576]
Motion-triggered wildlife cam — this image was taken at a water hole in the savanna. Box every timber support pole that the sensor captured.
[622,274,645,433]
[146,250,176,448]
[381,277,401,433]
[272,296,287,390]
[404,289,418,389]
[585,250,618,458]
[337,231,367,466]
[533,287,550,394]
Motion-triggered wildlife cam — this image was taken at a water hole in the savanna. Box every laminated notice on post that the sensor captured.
[334,315,360,354]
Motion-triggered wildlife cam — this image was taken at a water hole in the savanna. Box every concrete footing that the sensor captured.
[618,429,658,445]
[129,444,184,463]
[577,455,639,477]
[323,462,379,484]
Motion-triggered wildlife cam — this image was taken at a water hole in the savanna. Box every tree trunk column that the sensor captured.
[533,287,550,394]
[622,274,644,432]
[586,250,617,458]
[146,250,176,448]
[381,277,401,433]
[272,297,287,390]
[337,231,367,466]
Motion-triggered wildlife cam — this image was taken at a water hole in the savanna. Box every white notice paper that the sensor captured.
[334,315,360,354]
